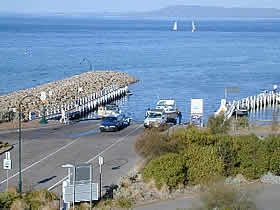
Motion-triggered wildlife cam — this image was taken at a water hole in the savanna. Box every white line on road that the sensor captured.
[0,135,85,185]
[48,124,142,191]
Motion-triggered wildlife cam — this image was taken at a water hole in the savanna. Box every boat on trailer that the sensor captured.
[155,99,178,124]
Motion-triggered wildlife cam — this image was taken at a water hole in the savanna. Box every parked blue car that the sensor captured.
[99,114,131,132]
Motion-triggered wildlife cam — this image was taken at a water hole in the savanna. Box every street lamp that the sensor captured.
[80,58,93,71]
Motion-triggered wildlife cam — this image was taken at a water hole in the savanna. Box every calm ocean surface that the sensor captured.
[1,15,280,122]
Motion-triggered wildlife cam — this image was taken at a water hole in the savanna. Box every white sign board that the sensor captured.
[191,99,204,114]
[3,159,12,170]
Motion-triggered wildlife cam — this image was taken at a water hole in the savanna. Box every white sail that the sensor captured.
[173,21,178,31]
[192,21,196,32]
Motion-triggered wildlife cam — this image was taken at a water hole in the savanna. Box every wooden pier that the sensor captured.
[215,91,280,120]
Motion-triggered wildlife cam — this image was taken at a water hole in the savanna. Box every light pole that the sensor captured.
[80,57,93,71]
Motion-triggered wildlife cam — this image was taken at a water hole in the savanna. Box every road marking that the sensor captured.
[0,135,85,185]
[47,124,142,191]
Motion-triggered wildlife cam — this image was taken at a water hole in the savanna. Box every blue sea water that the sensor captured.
[1,15,280,122]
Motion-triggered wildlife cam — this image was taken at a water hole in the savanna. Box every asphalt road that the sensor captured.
[0,120,143,196]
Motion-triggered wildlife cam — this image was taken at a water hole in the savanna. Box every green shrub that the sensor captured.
[142,153,187,189]
[207,114,230,134]
[174,126,222,147]
[263,135,280,175]
[0,192,19,209]
[269,148,280,175]
[237,116,249,128]
[216,136,237,177]
[233,135,268,179]
[184,145,224,185]
[115,196,133,209]
[135,129,177,160]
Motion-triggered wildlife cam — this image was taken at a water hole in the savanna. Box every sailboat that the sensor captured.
[173,21,178,31]
[192,21,196,32]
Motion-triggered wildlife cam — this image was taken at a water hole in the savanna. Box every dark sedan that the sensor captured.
[99,115,131,132]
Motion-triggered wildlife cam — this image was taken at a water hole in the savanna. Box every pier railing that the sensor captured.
[33,84,128,122]
[216,91,280,120]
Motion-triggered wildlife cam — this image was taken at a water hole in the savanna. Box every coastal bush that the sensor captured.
[216,136,237,177]
[115,196,133,209]
[0,189,58,210]
[0,192,20,209]
[0,142,9,149]
[269,148,280,175]
[264,135,280,175]
[174,126,221,147]
[207,114,231,134]
[142,153,187,189]
[135,129,178,160]
[184,145,224,185]
[237,116,249,129]
[233,135,268,179]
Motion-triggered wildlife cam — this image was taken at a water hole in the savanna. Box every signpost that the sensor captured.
[3,152,12,191]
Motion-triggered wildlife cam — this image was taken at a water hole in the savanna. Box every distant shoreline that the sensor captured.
[2,5,280,19]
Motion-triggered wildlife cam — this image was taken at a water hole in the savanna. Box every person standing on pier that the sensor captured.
[177,109,182,125]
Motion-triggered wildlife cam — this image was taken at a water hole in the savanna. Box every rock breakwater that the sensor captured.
[0,71,138,121]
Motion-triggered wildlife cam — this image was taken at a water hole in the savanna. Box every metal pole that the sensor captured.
[99,164,102,200]
[73,167,75,210]
[18,103,22,194]
[90,164,92,210]
[6,170,9,191]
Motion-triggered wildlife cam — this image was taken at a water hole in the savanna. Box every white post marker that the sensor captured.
[3,152,12,191]
[98,156,104,200]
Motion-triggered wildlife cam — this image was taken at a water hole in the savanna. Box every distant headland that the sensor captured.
[124,5,280,18]
[68,5,280,19]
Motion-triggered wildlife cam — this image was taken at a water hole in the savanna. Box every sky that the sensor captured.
[1,0,280,14]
